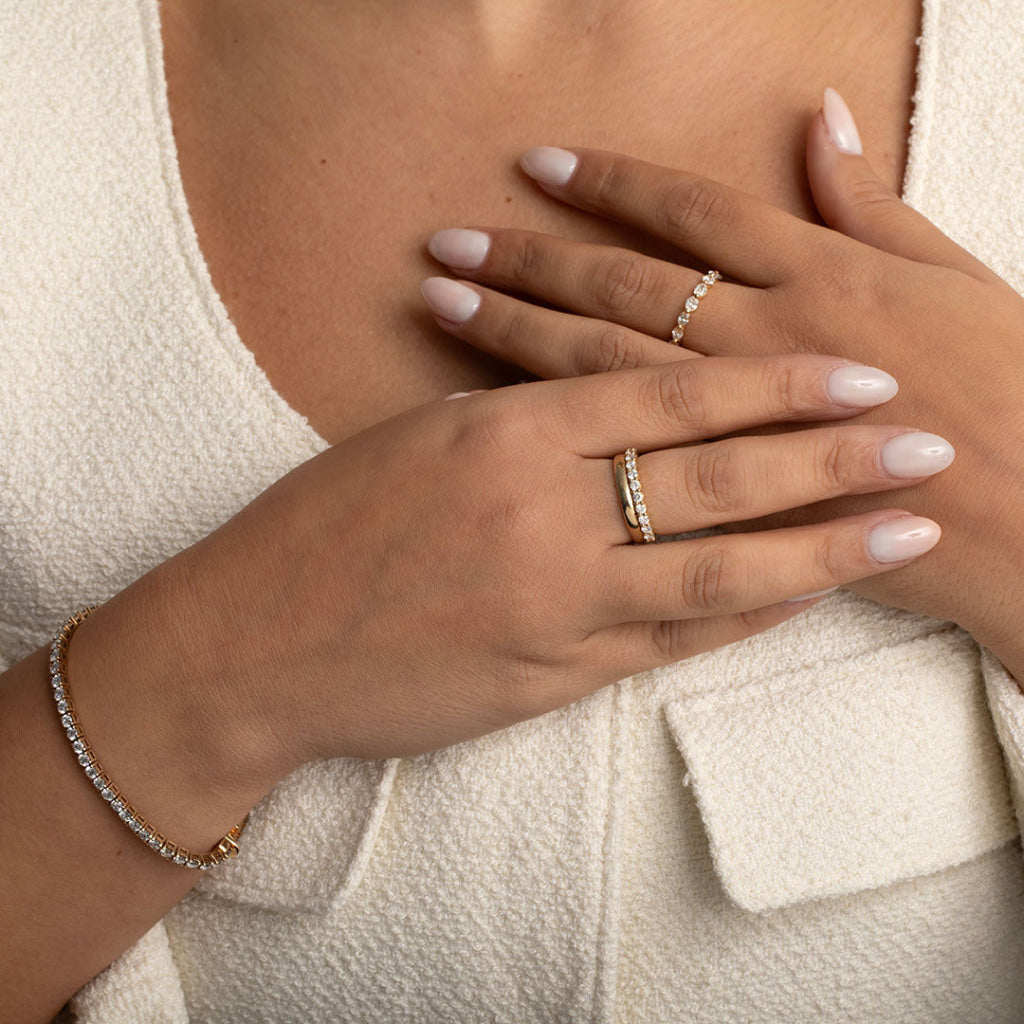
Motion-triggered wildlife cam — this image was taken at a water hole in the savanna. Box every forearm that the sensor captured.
[0,566,280,1022]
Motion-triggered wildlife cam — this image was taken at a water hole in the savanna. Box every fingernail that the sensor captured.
[428,229,491,270]
[444,392,473,400]
[880,432,955,478]
[420,277,482,324]
[866,516,941,563]
[786,586,840,604]
[520,147,579,187]
[826,365,898,407]
[823,87,863,155]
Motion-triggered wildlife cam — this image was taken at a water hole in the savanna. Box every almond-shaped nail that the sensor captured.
[520,147,579,187]
[826,365,898,407]
[866,516,941,563]
[428,229,491,270]
[823,87,863,155]
[880,432,955,478]
[420,278,482,324]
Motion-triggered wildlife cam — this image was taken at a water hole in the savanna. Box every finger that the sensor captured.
[808,88,999,284]
[426,227,745,347]
[593,596,827,679]
[421,276,693,380]
[594,510,940,626]
[518,146,820,286]
[582,426,955,545]
[542,355,899,456]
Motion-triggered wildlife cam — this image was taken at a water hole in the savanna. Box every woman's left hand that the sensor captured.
[420,91,1024,674]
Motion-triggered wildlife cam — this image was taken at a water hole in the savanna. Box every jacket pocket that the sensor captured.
[193,757,399,914]
[663,627,1018,913]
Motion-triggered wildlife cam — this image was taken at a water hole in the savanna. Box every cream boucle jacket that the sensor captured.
[2,0,1024,1021]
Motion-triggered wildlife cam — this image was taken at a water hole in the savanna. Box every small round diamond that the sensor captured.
[72,739,85,754]
[60,713,73,728]
[101,787,114,802]
[51,674,63,689]
[685,296,699,313]
[148,837,163,850]
[173,854,187,866]
[53,685,64,701]
[85,765,99,779]
[77,751,92,766]
[694,282,708,298]
[66,726,78,741]
[639,515,650,526]
[636,502,646,514]
[57,699,69,714]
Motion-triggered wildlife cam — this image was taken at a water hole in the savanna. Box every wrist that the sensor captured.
[66,561,288,853]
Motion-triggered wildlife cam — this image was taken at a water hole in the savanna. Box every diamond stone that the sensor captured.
[66,726,78,741]
[173,854,187,866]
[54,685,65,701]
[129,819,142,833]
[636,502,646,514]
[694,282,708,298]
[57,699,69,714]
[148,836,162,850]
[51,674,63,688]
[77,752,91,766]
[85,765,99,779]
[111,799,124,813]
[101,787,114,801]
[685,296,699,312]
[639,515,650,526]
[71,739,85,754]
[187,858,200,869]
[671,328,684,342]
[60,713,73,728]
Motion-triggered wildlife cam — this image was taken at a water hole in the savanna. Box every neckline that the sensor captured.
[137,0,936,454]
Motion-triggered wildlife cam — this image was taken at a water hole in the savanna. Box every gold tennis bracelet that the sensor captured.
[50,608,246,870]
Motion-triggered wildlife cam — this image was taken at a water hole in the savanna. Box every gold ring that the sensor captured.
[670,270,721,345]
[613,448,656,543]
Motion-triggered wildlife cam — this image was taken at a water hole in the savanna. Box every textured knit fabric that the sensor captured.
[1,0,1023,1021]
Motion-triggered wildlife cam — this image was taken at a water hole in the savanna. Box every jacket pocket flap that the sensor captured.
[663,629,1017,913]
[194,757,399,914]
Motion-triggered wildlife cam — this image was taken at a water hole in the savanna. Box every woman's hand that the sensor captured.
[108,355,945,778]
[420,91,1024,672]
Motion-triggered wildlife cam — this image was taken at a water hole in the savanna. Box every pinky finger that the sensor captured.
[598,592,833,677]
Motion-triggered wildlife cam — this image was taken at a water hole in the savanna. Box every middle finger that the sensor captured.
[582,426,956,547]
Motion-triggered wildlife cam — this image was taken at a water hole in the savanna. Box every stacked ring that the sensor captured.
[670,270,721,345]
[613,448,656,543]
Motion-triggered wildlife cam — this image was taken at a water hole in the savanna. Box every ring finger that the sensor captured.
[426,228,754,351]
[583,425,955,546]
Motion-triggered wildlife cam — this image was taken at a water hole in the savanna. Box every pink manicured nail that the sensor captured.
[420,278,482,324]
[444,392,473,400]
[520,147,579,187]
[428,229,491,270]
[826,365,898,407]
[866,516,941,563]
[823,87,863,155]
[879,432,955,478]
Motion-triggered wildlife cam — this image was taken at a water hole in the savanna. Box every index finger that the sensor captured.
[519,147,819,286]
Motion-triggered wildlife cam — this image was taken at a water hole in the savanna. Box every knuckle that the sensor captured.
[812,530,849,584]
[681,545,733,613]
[508,234,546,287]
[649,362,707,433]
[650,619,687,662]
[816,434,851,493]
[592,156,633,210]
[494,301,530,353]
[762,359,806,419]
[686,445,740,518]
[659,176,726,240]
[590,325,643,373]
[593,252,653,319]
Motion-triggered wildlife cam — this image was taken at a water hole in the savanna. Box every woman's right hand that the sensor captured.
[99,355,948,782]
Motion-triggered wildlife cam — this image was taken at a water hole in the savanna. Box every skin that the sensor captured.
[424,133,1024,683]
[0,0,984,1019]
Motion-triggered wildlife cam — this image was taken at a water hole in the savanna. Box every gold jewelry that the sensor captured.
[50,608,246,870]
[670,269,721,345]
[613,448,656,543]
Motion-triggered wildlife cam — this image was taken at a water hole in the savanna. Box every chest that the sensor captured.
[162,0,919,446]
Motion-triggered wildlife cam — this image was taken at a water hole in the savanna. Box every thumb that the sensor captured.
[806,87,990,280]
